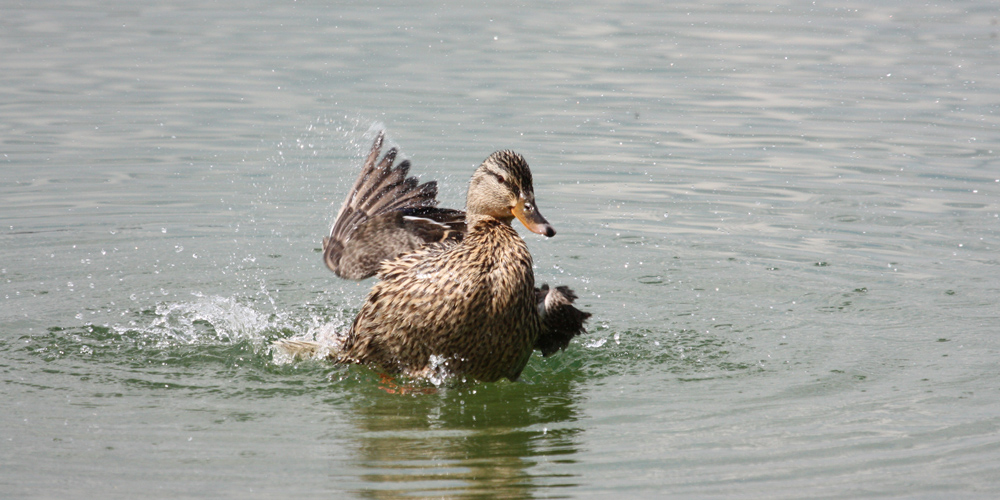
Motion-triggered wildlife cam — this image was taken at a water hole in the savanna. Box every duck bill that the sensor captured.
[513,196,556,237]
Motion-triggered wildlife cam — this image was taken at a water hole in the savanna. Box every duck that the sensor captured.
[280,131,590,382]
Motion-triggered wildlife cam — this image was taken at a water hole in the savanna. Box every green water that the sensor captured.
[3,1,1000,498]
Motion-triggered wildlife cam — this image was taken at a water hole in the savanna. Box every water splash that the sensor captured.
[135,293,276,347]
[100,292,343,362]
[270,317,349,365]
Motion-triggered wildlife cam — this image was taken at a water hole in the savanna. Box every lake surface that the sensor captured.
[3,1,999,498]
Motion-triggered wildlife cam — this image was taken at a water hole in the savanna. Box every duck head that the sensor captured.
[466,150,556,237]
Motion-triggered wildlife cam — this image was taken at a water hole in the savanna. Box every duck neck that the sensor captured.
[466,212,514,232]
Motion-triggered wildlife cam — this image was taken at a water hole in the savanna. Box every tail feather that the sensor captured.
[271,339,327,362]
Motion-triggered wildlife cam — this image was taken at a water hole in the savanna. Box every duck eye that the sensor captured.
[496,174,506,184]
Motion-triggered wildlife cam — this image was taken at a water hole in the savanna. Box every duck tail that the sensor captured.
[271,339,327,362]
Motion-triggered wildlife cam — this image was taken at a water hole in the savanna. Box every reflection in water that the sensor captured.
[339,370,583,499]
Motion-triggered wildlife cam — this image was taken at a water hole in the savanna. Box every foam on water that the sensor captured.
[132,293,275,347]
[3,1,1000,497]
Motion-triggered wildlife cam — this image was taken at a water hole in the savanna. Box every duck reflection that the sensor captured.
[337,366,583,499]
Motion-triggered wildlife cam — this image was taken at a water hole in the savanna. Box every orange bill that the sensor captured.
[513,194,556,237]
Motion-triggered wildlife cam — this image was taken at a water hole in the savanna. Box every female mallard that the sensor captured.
[285,131,590,382]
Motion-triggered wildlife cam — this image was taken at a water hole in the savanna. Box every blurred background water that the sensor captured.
[2,1,999,498]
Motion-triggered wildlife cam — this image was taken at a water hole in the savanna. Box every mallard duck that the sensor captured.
[285,131,590,382]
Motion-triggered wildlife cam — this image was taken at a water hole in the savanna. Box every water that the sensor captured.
[3,1,999,498]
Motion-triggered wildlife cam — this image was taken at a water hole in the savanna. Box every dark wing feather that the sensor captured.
[534,284,592,356]
[323,131,466,280]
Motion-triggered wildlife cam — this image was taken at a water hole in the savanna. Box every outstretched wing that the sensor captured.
[534,284,592,356]
[323,131,466,280]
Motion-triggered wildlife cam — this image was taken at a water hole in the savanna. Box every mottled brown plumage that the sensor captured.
[301,132,590,382]
[322,131,465,280]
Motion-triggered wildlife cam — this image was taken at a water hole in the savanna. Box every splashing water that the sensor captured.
[138,293,275,346]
